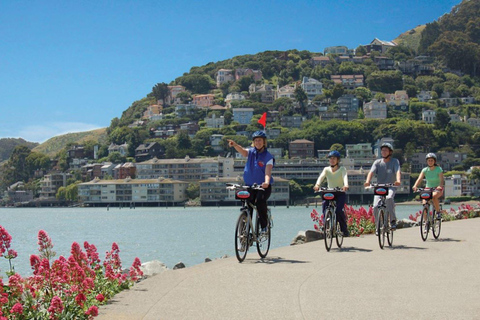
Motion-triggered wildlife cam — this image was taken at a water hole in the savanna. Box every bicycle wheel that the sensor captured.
[324,210,333,252]
[386,213,394,247]
[235,210,250,262]
[432,211,442,239]
[420,206,429,241]
[335,221,344,248]
[377,209,385,249]
[256,213,271,258]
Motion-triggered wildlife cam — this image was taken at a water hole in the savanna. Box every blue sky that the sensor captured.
[0,0,459,143]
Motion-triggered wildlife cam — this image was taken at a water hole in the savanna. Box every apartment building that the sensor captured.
[78,177,188,206]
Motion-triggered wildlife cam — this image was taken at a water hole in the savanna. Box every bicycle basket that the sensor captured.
[420,190,433,200]
[235,189,250,199]
[322,192,335,201]
[374,187,388,196]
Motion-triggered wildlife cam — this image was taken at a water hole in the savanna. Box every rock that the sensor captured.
[220,254,229,259]
[397,218,417,229]
[173,262,186,270]
[205,258,212,262]
[290,231,306,245]
[140,260,168,276]
[305,229,323,242]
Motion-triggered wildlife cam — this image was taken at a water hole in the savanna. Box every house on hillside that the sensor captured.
[135,142,164,162]
[365,38,397,53]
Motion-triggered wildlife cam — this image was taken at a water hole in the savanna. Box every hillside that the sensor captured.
[0,138,38,162]
[32,128,108,157]
[393,25,426,53]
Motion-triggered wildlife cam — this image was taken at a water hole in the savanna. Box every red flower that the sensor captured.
[10,303,23,314]
[85,305,99,317]
[96,293,105,302]
[75,293,87,307]
[48,296,64,317]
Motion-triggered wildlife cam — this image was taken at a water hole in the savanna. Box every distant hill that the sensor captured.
[32,128,108,157]
[393,24,426,53]
[0,138,39,161]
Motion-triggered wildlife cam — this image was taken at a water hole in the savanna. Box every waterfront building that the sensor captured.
[39,172,72,199]
[135,156,235,181]
[78,177,188,206]
[199,176,289,205]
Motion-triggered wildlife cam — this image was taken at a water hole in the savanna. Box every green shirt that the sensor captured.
[422,166,443,188]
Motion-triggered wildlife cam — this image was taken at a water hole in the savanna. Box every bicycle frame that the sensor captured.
[318,187,344,251]
[368,183,395,249]
[416,188,441,241]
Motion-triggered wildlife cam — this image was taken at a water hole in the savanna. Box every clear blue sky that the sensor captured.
[0,0,459,143]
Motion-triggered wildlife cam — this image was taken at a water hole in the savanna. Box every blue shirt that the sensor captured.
[243,147,275,186]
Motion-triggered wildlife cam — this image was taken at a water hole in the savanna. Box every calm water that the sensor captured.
[0,203,458,276]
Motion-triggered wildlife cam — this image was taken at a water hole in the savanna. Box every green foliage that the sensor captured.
[186,183,200,199]
[366,70,403,93]
[0,138,38,162]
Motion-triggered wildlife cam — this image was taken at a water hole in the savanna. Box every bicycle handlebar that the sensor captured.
[226,183,265,191]
[314,187,345,193]
[365,183,395,189]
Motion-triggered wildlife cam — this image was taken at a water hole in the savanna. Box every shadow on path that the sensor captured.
[385,245,427,250]
[337,246,373,253]
[252,256,310,264]
[430,237,462,243]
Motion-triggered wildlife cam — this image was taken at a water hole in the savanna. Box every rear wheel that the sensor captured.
[420,207,429,241]
[235,211,249,262]
[256,213,271,258]
[378,209,385,249]
[324,210,333,252]
[432,212,442,239]
[335,221,344,248]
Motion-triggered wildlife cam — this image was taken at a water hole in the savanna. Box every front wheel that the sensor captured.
[235,210,250,262]
[378,209,386,249]
[432,213,441,239]
[420,207,429,241]
[324,210,333,252]
[335,221,344,248]
[256,213,271,258]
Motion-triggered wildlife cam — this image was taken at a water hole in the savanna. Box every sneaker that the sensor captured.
[260,227,268,235]
[436,212,442,220]
[390,220,397,230]
[343,231,350,237]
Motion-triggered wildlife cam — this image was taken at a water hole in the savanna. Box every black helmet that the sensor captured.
[252,131,267,140]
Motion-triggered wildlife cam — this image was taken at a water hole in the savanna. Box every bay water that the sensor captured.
[0,203,458,276]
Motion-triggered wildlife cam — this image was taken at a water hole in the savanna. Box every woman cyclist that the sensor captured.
[313,150,350,237]
[412,153,444,219]
[227,131,275,233]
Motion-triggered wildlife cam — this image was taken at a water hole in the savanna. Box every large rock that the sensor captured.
[305,229,323,242]
[290,231,306,245]
[173,262,186,270]
[140,260,169,276]
[397,218,417,229]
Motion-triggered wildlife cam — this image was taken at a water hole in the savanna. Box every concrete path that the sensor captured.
[97,218,480,320]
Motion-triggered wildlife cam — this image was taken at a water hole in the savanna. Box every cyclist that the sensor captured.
[227,131,275,233]
[313,150,350,237]
[364,142,401,230]
[412,153,444,219]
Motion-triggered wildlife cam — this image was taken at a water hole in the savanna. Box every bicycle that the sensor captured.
[415,188,442,241]
[318,187,345,251]
[367,183,395,249]
[227,183,273,262]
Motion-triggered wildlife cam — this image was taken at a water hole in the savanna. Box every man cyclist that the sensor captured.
[364,142,401,231]
[412,153,444,219]
[313,150,350,237]
[227,131,274,233]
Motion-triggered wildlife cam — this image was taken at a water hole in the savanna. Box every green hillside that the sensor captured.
[0,138,38,162]
[393,25,426,53]
[32,128,108,157]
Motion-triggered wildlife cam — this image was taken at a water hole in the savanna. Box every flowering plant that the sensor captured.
[310,205,376,236]
[0,227,143,319]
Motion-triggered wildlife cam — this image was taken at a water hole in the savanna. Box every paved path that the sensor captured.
[98,218,480,319]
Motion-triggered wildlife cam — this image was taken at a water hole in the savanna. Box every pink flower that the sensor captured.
[75,293,87,307]
[48,296,64,317]
[85,305,99,317]
[0,226,13,256]
[96,293,105,302]
[7,249,17,259]
[10,303,23,314]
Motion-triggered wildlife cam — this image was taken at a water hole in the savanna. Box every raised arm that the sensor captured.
[227,139,248,158]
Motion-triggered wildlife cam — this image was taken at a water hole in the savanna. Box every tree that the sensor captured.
[366,71,403,93]
[294,86,308,115]
[152,82,169,106]
[434,108,451,129]
[185,183,200,199]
